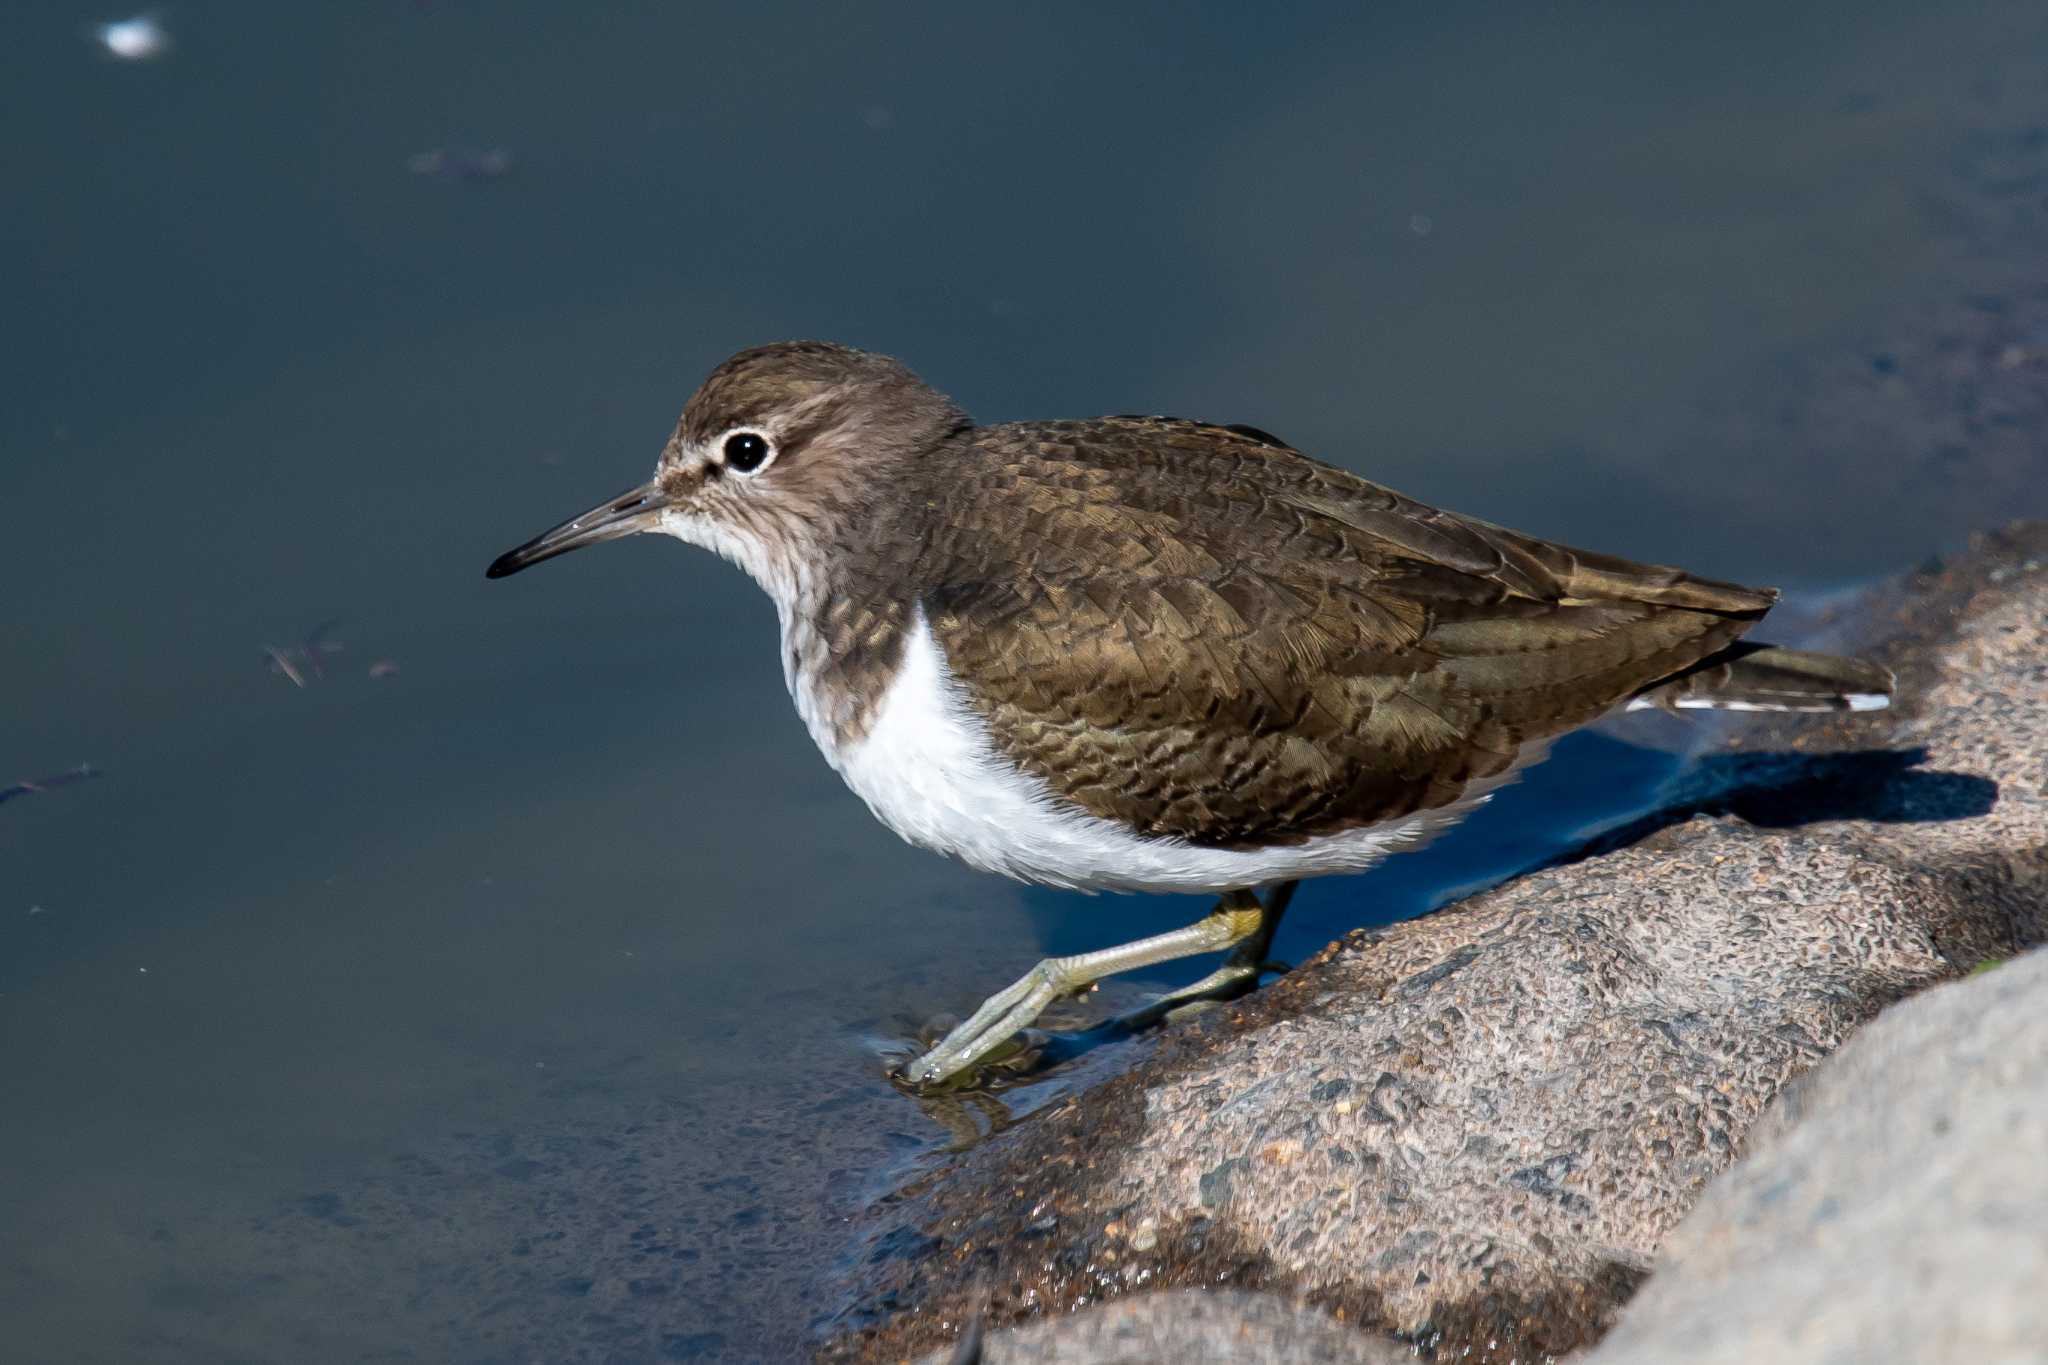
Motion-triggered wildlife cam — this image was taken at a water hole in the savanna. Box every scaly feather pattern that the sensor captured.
[860,417,1777,848]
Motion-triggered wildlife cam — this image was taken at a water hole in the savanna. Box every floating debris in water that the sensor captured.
[263,645,306,688]
[407,147,515,181]
[264,618,345,687]
[1,764,101,807]
[263,621,401,684]
[93,14,170,61]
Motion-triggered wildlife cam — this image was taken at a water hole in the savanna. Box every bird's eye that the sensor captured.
[722,431,774,474]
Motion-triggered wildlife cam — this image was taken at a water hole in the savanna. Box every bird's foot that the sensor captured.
[889,1026,1047,1096]
[893,956,1083,1090]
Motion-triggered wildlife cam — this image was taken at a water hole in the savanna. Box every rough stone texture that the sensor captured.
[912,1290,1410,1365]
[1582,948,2048,1365]
[825,524,2048,1364]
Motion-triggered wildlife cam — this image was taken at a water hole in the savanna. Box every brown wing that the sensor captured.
[912,418,1775,847]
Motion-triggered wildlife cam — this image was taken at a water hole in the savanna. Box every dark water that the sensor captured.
[6,3,2047,1361]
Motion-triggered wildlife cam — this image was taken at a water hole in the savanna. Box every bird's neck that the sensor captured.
[665,448,943,762]
[773,505,928,767]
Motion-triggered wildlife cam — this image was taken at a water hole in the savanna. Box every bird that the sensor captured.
[486,341,1893,1087]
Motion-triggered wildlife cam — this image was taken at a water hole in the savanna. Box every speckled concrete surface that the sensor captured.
[827,525,2048,1364]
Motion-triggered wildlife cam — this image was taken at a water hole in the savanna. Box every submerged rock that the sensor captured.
[825,524,2048,1363]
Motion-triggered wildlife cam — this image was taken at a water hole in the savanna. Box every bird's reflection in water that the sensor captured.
[907,1086,1017,1152]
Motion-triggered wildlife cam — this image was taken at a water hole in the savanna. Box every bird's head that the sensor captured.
[486,341,966,600]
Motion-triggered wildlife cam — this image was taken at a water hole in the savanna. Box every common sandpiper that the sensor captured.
[487,341,1892,1087]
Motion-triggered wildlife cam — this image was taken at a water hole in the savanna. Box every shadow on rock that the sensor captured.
[1567,747,1998,864]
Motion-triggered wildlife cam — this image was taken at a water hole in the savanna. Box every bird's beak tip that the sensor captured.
[483,480,669,584]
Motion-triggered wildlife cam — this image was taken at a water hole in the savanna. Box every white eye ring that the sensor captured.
[718,428,777,475]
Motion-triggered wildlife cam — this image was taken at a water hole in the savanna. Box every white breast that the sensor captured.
[798,605,1483,895]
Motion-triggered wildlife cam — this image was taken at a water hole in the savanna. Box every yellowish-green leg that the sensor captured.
[1109,880,1297,1032]
[901,889,1267,1087]
[900,884,1296,1089]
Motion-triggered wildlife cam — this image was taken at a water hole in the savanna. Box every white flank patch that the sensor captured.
[1673,698,1780,712]
[811,607,1478,894]
[1628,693,1893,714]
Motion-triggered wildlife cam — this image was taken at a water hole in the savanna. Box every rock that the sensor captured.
[913,1290,1410,1364]
[824,525,2048,1364]
[1583,947,2048,1365]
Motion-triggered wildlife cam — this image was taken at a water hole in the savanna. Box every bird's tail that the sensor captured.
[1628,643,1894,714]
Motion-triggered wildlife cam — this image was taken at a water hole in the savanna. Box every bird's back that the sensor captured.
[896,417,1775,848]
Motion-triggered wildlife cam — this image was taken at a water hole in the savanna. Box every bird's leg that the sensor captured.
[901,889,1269,1088]
[1109,880,1298,1033]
